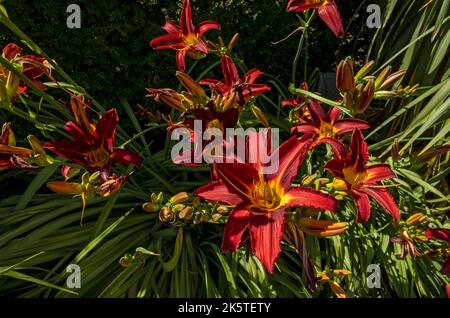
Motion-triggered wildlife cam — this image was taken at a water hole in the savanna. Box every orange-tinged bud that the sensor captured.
[211,213,222,222]
[142,202,158,213]
[336,58,355,94]
[355,60,375,83]
[354,78,374,114]
[27,135,50,166]
[179,207,193,220]
[406,213,427,225]
[333,269,352,276]
[47,181,83,195]
[70,95,94,134]
[374,66,392,91]
[329,280,348,298]
[298,217,349,237]
[228,33,239,51]
[176,72,206,99]
[169,192,189,204]
[159,207,175,223]
[250,104,269,127]
[379,70,405,90]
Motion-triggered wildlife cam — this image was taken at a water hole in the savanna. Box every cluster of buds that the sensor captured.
[142,191,230,226]
[136,104,162,123]
[207,33,239,57]
[287,209,349,238]
[391,213,429,258]
[316,269,352,298]
[0,43,49,106]
[336,57,411,115]
[119,247,159,268]
[0,122,52,170]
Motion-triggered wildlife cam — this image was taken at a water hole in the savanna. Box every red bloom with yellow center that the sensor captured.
[200,55,271,106]
[292,100,370,155]
[287,0,344,38]
[150,0,221,71]
[44,97,142,173]
[194,136,337,272]
[324,130,399,223]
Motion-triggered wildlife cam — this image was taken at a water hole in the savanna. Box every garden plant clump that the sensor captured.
[0,0,449,298]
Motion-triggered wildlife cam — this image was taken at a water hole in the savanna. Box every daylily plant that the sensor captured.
[195,135,337,272]
[324,130,400,223]
[150,0,221,71]
[426,228,450,275]
[287,0,344,38]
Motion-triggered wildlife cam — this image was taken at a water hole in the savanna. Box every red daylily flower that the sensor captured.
[425,228,450,275]
[287,0,344,38]
[200,55,271,106]
[282,82,310,109]
[194,135,337,272]
[292,100,370,156]
[0,122,34,170]
[324,130,399,223]
[44,102,142,173]
[150,0,221,71]
[1,43,47,102]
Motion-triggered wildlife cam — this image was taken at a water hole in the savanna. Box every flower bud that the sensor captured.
[142,202,158,213]
[179,207,193,220]
[354,60,375,83]
[354,78,374,114]
[336,58,355,94]
[170,192,189,205]
[374,66,392,91]
[159,207,175,223]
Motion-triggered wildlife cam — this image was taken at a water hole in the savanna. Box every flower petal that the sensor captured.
[286,0,321,12]
[334,119,370,137]
[180,0,195,34]
[352,189,371,223]
[425,228,450,243]
[150,34,184,50]
[111,148,142,166]
[221,204,251,251]
[314,137,347,160]
[162,21,180,34]
[359,186,400,222]
[196,21,221,37]
[96,109,119,153]
[317,2,344,38]
[194,180,243,205]
[308,100,328,124]
[365,164,395,183]
[283,187,337,212]
[349,129,369,170]
[244,68,264,84]
[249,208,285,272]
[442,257,450,275]
[324,158,345,179]
[221,55,240,87]
[176,50,187,72]
[216,162,259,199]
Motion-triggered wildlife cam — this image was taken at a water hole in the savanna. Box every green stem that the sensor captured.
[291,12,315,86]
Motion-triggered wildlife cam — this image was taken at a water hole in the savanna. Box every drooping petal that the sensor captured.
[352,189,371,223]
[192,38,209,54]
[349,129,369,170]
[425,228,450,243]
[194,180,243,205]
[21,56,46,79]
[244,68,264,84]
[334,119,370,137]
[314,137,347,160]
[199,79,229,94]
[359,186,400,222]
[196,21,221,37]
[111,148,142,166]
[176,50,187,72]
[324,158,346,179]
[150,34,184,50]
[43,140,89,163]
[162,21,180,34]
[96,109,119,153]
[329,107,341,123]
[0,144,33,156]
[1,122,14,145]
[282,99,297,108]
[249,208,285,272]
[268,136,309,191]
[221,55,240,87]
[286,0,321,12]
[283,187,337,212]
[317,2,344,38]
[291,123,317,135]
[243,83,271,98]
[221,204,251,251]
[180,0,195,35]
[365,164,396,183]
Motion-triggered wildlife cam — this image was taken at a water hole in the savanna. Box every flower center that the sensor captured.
[342,166,367,186]
[183,33,199,47]
[86,148,110,169]
[251,181,282,211]
[319,122,336,138]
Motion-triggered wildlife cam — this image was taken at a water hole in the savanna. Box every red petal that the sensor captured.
[199,79,229,94]
[196,21,221,37]
[162,21,180,34]
[334,119,370,137]
[329,107,341,123]
[291,123,317,135]
[314,137,347,160]
[349,129,369,170]
[3,43,22,60]
[446,285,450,298]
[176,50,187,72]
[244,68,264,84]
[359,186,400,222]
[64,121,96,146]
[1,122,12,145]
[317,2,344,38]
[194,180,243,205]
[216,162,259,199]
[284,187,337,212]
[365,164,395,183]
[442,257,450,275]
[112,148,142,166]
[324,158,345,179]
[282,99,296,108]
[308,100,328,124]
[268,136,309,191]
[180,0,195,34]
[249,208,285,273]
[150,34,184,50]
[286,0,321,12]
[221,204,251,252]
[243,83,271,98]
[425,228,450,242]
[43,140,88,164]
[96,109,119,153]
[352,189,371,223]
[221,55,240,87]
